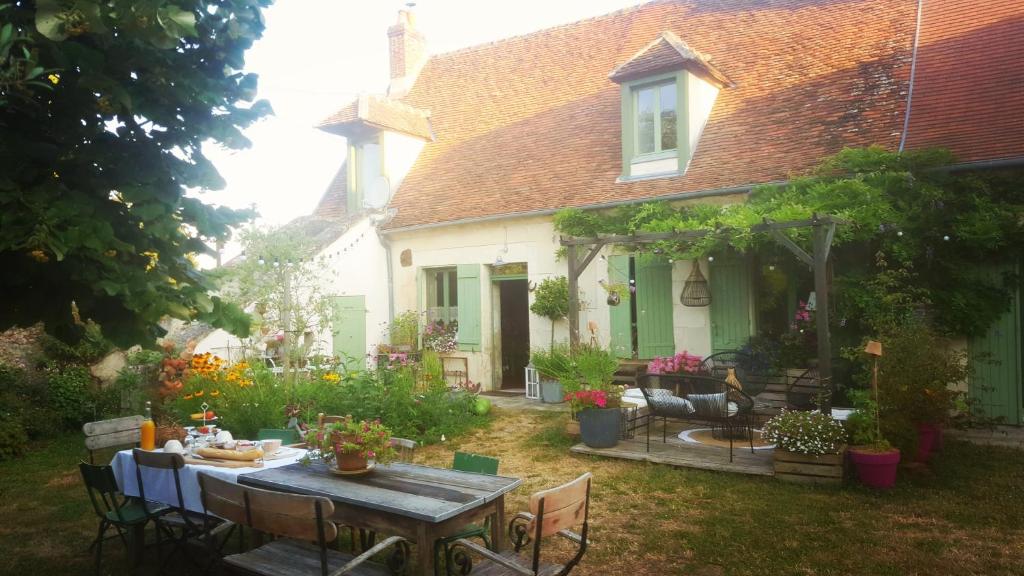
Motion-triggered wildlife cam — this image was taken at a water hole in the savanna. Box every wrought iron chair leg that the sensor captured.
[748,415,755,454]
[93,521,106,576]
[645,414,651,453]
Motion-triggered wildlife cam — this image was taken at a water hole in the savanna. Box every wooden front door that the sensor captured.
[608,255,633,358]
[709,255,752,352]
[499,279,530,388]
[331,295,366,365]
[969,264,1022,425]
[636,256,675,359]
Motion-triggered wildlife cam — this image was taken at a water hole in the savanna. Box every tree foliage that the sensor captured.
[555,147,1024,336]
[0,0,273,347]
[530,276,568,349]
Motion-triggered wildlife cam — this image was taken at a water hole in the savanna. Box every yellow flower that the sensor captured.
[29,250,49,263]
[211,390,220,397]
[323,372,340,382]
[183,394,193,400]
[195,390,204,397]
[48,74,60,85]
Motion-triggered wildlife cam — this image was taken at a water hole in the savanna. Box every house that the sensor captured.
[310,0,1023,421]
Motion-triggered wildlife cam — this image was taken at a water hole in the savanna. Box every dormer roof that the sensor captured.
[609,31,732,88]
[318,94,433,141]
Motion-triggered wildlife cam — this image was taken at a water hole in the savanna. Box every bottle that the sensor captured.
[140,401,156,451]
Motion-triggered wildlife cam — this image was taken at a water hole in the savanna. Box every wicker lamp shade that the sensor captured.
[680,260,711,307]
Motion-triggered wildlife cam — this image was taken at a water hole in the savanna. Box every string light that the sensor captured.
[896,231,903,237]
[943,235,950,241]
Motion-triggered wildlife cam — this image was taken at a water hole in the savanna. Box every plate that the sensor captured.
[263,447,301,461]
[328,462,376,476]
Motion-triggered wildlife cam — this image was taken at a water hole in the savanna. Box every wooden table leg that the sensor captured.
[491,495,506,552]
[416,522,433,576]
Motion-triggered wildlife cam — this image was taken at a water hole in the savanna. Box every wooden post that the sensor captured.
[812,217,833,415]
[566,242,580,350]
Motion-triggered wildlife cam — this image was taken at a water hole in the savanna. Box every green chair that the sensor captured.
[80,462,168,576]
[256,428,301,445]
[434,452,500,576]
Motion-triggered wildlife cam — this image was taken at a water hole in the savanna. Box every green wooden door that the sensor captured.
[709,255,751,352]
[636,257,675,359]
[608,255,633,358]
[332,295,366,363]
[968,265,1022,425]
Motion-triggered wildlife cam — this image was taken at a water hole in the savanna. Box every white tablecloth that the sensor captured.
[110,448,306,513]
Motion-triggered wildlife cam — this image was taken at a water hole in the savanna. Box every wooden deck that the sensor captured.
[570,422,775,476]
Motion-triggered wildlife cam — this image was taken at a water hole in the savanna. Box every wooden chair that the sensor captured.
[200,473,411,576]
[80,462,167,575]
[132,449,224,573]
[83,415,143,464]
[446,473,592,576]
[435,452,500,575]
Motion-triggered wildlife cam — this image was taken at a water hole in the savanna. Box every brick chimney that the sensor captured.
[387,9,427,98]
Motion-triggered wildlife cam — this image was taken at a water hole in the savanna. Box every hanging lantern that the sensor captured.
[525,362,540,400]
[680,260,711,307]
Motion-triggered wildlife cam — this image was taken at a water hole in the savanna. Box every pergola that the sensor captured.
[560,214,847,414]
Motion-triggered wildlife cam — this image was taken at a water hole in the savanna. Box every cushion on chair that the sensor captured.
[646,388,695,416]
[688,392,728,417]
[623,388,645,399]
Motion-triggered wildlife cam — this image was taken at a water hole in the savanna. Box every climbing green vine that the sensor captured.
[555,146,1024,337]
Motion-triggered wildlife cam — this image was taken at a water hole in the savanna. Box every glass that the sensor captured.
[140,401,156,451]
[660,83,677,151]
[636,86,655,155]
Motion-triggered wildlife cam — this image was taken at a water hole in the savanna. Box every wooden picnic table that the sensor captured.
[238,461,522,576]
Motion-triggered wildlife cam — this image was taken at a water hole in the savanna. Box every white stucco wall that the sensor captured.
[687,71,719,159]
[381,131,426,194]
[672,259,713,357]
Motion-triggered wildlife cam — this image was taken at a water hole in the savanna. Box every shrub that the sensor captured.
[388,311,420,349]
[46,364,96,427]
[0,417,29,461]
[762,409,847,454]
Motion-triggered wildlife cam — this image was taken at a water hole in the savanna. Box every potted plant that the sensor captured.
[530,344,574,404]
[566,346,623,448]
[530,276,569,350]
[846,390,901,489]
[306,416,398,473]
[762,409,847,484]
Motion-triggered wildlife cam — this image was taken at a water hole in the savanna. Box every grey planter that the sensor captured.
[578,407,620,448]
[540,379,564,403]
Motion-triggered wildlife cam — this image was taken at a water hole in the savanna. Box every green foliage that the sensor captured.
[530,344,575,382]
[846,389,893,451]
[420,349,444,387]
[45,363,94,426]
[38,321,111,366]
[573,345,620,389]
[0,416,28,460]
[555,146,1024,337]
[1,0,273,347]
[761,409,846,455]
[0,364,60,440]
[530,276,569,349]
[388,310,420,348]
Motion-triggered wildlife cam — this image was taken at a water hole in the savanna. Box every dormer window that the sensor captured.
[635,79,677,157]
[610,32,733,181]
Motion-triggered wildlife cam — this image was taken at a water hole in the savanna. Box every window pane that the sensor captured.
[448,270,458,307]
[636,87,655,155]
[660,83,677,151]
[434,271,445,307]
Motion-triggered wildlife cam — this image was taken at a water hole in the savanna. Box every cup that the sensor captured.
[261,439,282,454]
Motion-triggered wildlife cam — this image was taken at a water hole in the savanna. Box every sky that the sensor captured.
[200,0,643,243]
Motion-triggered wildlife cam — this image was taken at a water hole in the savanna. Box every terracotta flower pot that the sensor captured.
[565,420,580,436]
[849,446,901,489]
[331,432,369,471]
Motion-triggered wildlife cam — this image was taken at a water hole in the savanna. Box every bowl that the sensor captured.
[261,439,282,454]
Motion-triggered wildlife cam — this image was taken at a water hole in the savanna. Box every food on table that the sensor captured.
[196,447,263,461]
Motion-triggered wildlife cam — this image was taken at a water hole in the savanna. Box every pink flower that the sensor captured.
[367,450,376,459]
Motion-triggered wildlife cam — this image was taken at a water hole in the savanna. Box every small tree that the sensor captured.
[530,276,569,350]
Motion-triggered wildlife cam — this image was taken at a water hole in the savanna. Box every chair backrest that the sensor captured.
[243,483,338,544]
[83,416,144,463]
[453,451,499,475]
[79,462,128,522]
[527,473,592,574]
[197,472,249,526]
[317,413,346,429]
[132,448,187,514]
[257,428,301,445]
[786,367,823,410]
[391,437,417,462]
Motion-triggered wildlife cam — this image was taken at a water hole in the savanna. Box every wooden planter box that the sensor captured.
[773,448,845,484]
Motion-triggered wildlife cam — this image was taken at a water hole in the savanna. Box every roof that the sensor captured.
[318,94,433,141]
[313,162,350,220]
[900,0,1024,162]
[609,31,732,87]
[384,0,920,230]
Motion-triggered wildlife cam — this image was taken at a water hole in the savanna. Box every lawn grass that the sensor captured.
[2,408,1022,576]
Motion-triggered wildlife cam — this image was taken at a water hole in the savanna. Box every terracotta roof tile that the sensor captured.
[312,162,349,220]
[902,0,1024,162]
[319,94,433,141]
[384,0,919,230]
[609,31,732,87]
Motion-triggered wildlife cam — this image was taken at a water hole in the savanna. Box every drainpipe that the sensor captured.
[375,213,396,328]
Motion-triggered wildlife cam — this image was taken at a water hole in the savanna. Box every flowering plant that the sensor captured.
[308,416,398,464]
[761,409,846,455]
[646,351,703,375]
[423,320,458,354]
[565,389,611,412]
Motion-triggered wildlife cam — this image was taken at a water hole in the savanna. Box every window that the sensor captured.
[426,267,458,324]
[634,80,677,157]
[348,139,382,212]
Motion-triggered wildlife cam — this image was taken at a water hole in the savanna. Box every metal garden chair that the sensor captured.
[435,452,501,575]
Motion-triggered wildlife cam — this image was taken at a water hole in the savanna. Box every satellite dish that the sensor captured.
[364,175,391,209]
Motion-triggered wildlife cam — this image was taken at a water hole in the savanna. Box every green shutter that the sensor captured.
[968,263,1022,425]
[636,257,675,359]
[331,295,366,366]
[709,255,752,352]
[608,255,632,358]
[456,264,481,351]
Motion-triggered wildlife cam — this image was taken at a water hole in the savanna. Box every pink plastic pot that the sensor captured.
[915,423,941,462]
[849,447,901,489]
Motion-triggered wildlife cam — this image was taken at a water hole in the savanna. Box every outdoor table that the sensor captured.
[110,448,307,513]
[238,461,522,576]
